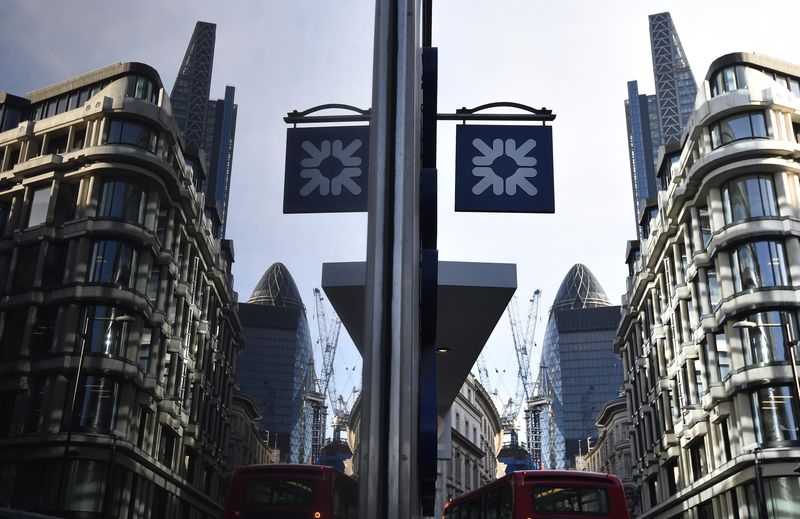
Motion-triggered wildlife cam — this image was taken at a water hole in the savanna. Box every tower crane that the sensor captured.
[312,289,356,447]
[501,289,541,466]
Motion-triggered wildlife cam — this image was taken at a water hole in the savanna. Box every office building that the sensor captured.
[225,390,279,472]
[626,80,662,236]
[617,53,800,518]
[237,262,315,464]
[171,21,237,238]
[626,13,697,239]
[0,62,241,518]
[539,264,622,470]
[649,12,698,145]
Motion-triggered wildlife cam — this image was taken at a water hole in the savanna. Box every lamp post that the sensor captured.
[55,310,134,511]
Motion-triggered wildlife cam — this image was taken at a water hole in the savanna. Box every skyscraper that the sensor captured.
[236,263,316,464]
[539,264,622,469]
[171,21,237,238]
[649,12,698,145]
[625,12,697,239]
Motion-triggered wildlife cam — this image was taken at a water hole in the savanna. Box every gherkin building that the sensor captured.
[538,264,622,469]
[237,262,316,463]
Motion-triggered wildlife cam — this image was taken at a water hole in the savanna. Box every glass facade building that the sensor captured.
[539,264,622,470]
[171,21,237,239]
[237,263,315,464]
[626,12,697,240]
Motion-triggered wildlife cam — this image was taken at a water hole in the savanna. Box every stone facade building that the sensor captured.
[617,53,800,518]
[0,62,241,518]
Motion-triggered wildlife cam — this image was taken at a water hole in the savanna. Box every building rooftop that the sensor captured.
[551,264,611,312]
[248,262,304,308]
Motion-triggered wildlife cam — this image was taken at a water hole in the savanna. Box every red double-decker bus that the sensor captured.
[443,470,630,519]
[224,464,358,519]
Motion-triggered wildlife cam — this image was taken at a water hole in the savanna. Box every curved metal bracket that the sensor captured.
[284,104,371,125]
[439,102,556,123]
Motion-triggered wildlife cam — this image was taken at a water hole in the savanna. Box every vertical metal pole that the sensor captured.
[361,0,421,517]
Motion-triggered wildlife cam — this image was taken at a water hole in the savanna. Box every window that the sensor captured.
[61,459,107,513]
[125,75,159,105]
[41,242,66,288]
[697,206,712,249]
[722,174,778,224]
[710,65,749,97]
[52,183,78,226]
[155,208,169,245]
[11,245,39,293]
[139,328,153,373]
[86,239,139,289]
[97,178,147,225]
[44,132,68,155]
[689,438,708,481]
[104,119,158,153]
[730,240,789,293]
[29,306,57,355]
[737,310,797,366]
[713,332,731,380]
[707,267,721,309]
[533,485,609,514]
[71,128,86,151]
[72,375,119,433]
[137,406,150,450]
[0,201,10,235]
[26,185,50,227]
[25,375,48,433]
[710,111,768,149]
[80,305,134,358]
[750,385,800,443]
[158,425,177,468]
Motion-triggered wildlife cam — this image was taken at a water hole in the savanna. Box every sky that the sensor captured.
[2,0,800,415]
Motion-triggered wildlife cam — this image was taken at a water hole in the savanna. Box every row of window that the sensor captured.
[710,63,800,99]
[22,75,159,124]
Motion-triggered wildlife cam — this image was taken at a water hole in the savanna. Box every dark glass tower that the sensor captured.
[171,21,237,238]
[236,263,315,463]
[539,265,622,469]
[625,12,696,239]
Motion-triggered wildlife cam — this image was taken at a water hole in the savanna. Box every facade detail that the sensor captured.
[617,53,800,518]
[236,262,315,464]
[171,21,237,239]
[539,264,622,470]
[0,62,241,518]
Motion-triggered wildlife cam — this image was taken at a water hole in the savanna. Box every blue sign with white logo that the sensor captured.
[283,126,370,213]
[455,125,554,213]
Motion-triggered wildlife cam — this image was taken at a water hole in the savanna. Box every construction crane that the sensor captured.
[311,288,357,456]
[500,289,541,467]
[528,360,555,469]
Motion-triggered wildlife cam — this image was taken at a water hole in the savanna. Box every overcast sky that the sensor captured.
[2,0,800,409]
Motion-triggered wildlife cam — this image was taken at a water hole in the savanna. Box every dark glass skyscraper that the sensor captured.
[626,12,696,239]
[625,80,661,236]
[539,265,622,469]
[237,263,315,463]
[171,21,237,238]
